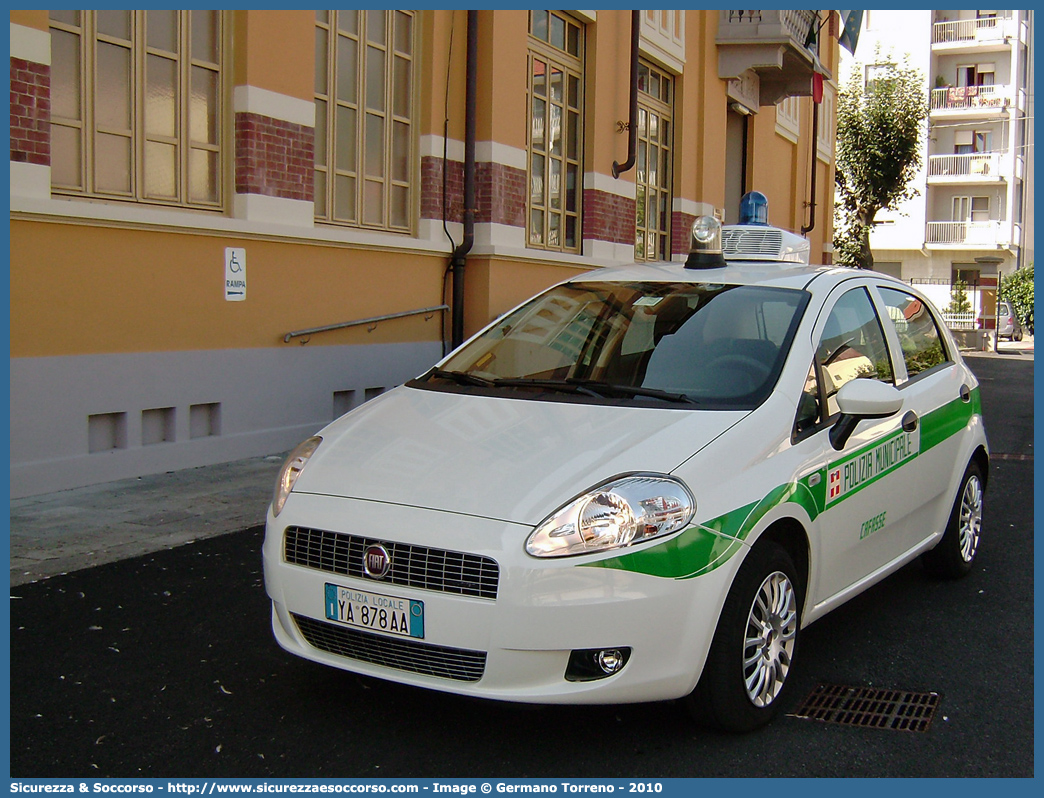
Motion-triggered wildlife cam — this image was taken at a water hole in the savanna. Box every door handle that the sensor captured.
[960,384,972,403]
[902,411,919,432]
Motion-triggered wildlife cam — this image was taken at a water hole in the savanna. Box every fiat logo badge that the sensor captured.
[363,544,392,579]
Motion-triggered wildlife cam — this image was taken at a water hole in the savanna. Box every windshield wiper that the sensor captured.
[490,377,604,398]
[567,378,697,405]
[428,371,695,405]
[428,369,495,387]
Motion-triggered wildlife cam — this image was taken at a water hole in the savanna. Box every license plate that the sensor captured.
[324,583,424,639]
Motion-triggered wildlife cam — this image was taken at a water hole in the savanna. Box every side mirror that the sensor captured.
[830,379,903,450]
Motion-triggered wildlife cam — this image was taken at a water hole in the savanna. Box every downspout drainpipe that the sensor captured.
[612,10,641,178]
[801,100,820,235]
[451,10,478,349]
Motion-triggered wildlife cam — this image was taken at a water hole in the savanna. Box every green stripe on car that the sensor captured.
[587,390,980,580]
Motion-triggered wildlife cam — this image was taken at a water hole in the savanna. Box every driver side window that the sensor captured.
[816,287,894,418]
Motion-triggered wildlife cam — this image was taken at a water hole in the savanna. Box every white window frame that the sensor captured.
[775,95,800,143]
[817,85,835,163]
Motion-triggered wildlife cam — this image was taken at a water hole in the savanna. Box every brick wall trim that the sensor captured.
[234,111,314,202]
[10,56,51,167]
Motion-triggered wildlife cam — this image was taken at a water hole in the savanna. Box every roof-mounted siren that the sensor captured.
[739,190,769,226]
[685,215,727,269]
[722,191,811,264]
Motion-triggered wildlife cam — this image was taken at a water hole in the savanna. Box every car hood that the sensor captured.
[292,385,746,525]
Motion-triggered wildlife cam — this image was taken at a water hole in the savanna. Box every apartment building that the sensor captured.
[10,10,842,497]
[847,9,1034,322]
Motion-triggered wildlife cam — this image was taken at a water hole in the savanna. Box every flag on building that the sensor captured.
[838,10,863,54]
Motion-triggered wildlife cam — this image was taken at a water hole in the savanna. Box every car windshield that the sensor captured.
[424,281,809,409]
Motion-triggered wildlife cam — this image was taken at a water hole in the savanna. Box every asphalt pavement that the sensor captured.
[6,339,1034,778]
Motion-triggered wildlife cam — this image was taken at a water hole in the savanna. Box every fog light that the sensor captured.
[565,647,632,682]
[597,649,626,674]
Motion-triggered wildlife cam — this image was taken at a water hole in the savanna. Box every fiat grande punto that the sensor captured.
[263,215,988,731]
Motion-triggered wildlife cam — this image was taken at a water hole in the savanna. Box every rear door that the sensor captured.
[871,282,973,553]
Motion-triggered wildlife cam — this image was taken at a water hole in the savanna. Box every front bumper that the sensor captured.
[262,492,741,704]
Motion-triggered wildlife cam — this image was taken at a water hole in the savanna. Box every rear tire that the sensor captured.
[922,461,984,579]
[684,541,801,732]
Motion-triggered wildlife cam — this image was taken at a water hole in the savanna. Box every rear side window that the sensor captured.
[878,286,950,378]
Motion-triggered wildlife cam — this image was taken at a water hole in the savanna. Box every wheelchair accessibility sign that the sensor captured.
[225,247,246,301]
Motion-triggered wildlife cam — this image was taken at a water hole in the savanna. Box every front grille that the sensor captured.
[292,613,487,682]
[284,527,500,600]
[793,683,941,732]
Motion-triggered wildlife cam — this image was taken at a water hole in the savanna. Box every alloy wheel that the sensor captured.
[742,571,797,707]
[958,475,984,563]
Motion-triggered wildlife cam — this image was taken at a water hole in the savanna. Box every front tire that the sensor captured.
[684,541,801,732]
[922,461,984,579]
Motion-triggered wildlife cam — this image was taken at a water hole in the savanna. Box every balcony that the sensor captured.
[931,15,1017,53]
[716,10,829,107]
[930,84,1012,116]
[927,152,1007,183]
[926,220,1004,248]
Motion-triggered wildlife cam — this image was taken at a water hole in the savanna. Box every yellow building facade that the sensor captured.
[9,10,841,497]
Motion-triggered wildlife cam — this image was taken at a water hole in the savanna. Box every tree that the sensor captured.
[834,53,930,269]
[1001,263,1034,334]
[945,278,972,315]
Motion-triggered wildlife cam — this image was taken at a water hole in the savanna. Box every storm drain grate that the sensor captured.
[793,683,940,732]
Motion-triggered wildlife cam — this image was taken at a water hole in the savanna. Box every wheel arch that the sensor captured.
[748,516,811,618]
[970,444,990,490]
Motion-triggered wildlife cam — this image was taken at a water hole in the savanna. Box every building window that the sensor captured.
[864,63,890,88]
[976,10,999,29]
[527,11,584,252]
[953,195,991,222]
[816,85,835,163]
[775,95,800,142]
[954,129,993,154]
[951,266,981,288]
[874,261,903,279]
[957,63,995,87]
[640,10,686,72]
[314,10,415,232]
[635,61,673,261]
[48,10,223,208]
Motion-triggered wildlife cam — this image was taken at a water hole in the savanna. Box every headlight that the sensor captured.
[526,475,695,558]
[271,436,322,517]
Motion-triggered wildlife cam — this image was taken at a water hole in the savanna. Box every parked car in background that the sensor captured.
[997,300,1023,341]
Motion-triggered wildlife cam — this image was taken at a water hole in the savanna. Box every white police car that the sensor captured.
[262,208,988,732]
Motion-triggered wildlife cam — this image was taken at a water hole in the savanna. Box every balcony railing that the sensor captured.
[716,9,827,106]
[718,9,820,45]
[931,84,1011,112]
[932,15,1015,45]
[927,152,1004,179]
[926,220,1001,247]
[942,311,977,330]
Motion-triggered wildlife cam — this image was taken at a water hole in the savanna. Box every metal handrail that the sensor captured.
[283,305,449,344]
